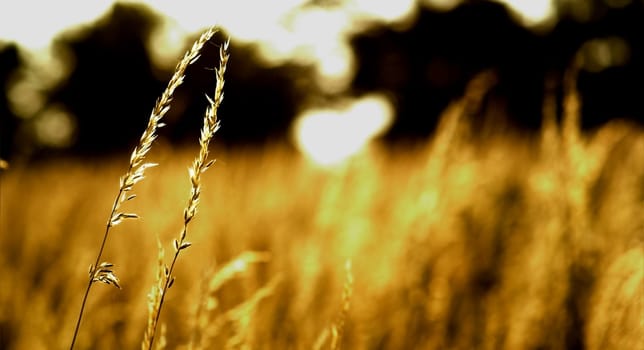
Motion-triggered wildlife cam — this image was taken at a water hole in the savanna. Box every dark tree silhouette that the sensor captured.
[1,0,642,160]
[0,44,20,160]
[350,0,643,143]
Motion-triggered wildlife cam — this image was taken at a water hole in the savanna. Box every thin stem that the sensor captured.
[146,229,185,350]
[145,38,228,350]
[69,184,128,350]
[69,279,91,350]
[69,27,217,349]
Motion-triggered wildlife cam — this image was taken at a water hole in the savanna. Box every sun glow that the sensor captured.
[0,0,417,94]
[1,0,557,106]
[3,0,562,153]
[0,0,114,50]
[494,0,556,28]
[293,93,394,167]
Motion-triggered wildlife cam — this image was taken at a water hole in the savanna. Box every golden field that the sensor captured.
[1,79,643,349]
[0,42,643,350]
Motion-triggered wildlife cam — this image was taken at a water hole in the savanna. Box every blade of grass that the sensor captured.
[69,26,217,350]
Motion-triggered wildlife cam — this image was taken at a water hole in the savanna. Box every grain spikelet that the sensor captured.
[143,36,229,350]
[69,25,218,350]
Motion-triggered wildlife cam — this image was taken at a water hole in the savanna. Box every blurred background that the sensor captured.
[0,0,642,165]
[1,2,644,349]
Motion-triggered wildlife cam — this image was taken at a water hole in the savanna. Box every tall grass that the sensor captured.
[141,37,229,350]
[68,27,220,349]
[0,58,642,349]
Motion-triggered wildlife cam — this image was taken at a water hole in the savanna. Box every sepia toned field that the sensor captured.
[1,73,643,349]
[1,21,643,348]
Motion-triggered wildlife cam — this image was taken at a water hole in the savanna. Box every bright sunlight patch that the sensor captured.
[292,93,394,167]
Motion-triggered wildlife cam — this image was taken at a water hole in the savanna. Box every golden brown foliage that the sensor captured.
[1,73,642,349]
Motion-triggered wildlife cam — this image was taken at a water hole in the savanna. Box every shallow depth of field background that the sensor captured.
[1,1,643,349]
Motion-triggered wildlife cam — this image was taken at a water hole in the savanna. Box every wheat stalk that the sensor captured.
[223,275,281,349]
[69,26,217,350]
[330,259,353,350]
[142,37,230,350]
[188,252,272,350]
[142,239,167,350]
[314,259,354,350]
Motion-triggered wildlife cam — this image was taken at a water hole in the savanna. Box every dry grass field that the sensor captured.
[1,35,643,350]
